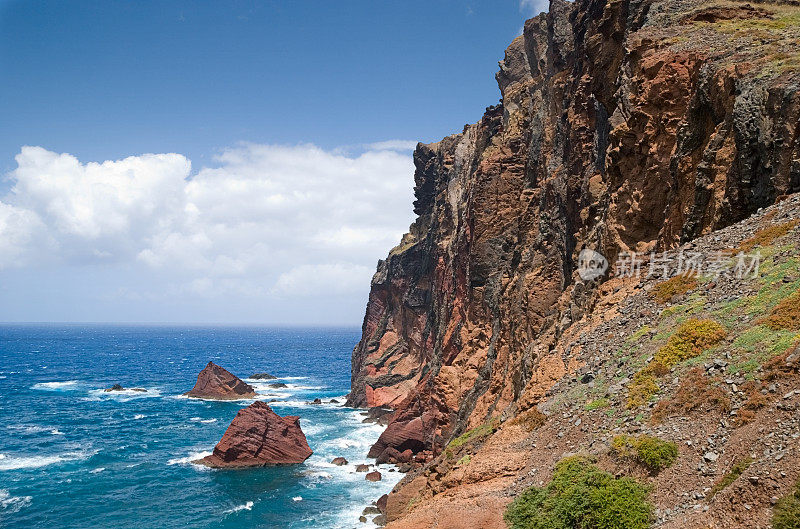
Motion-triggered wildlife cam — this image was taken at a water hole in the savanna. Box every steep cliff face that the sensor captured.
[348,0,800,468]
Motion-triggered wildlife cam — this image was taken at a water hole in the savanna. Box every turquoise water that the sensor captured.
[0,325,400,528]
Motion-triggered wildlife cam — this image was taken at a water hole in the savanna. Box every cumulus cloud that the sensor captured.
[0,143,416,302]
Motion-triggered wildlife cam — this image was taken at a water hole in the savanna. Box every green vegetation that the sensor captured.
[504,456,653,529]
[610,435,678,474]
[445,419,498,457]
[651,274,698,304]
[773,479,800,529]
[457,454,471,466]
[709,458,753,499]
[585,398,610,411]
[628,319,726,407]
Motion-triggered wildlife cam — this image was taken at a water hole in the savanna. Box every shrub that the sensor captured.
[510,408,547,432]
[585,398,610,411]
[628,319,726,408]
[504,456,653,529]
[760,291,800,331]
[627,370,660,408]
[653,319,727,368]
[735,381,769,426]
[651,274,698,303]
[773,479,800,529]
[708,458,753,499]
[763,342,800,380]
[610,435,678,474]
[652,367,730,422]
[739,220,798,252]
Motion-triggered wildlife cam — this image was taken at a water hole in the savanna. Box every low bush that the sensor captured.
[651,367,731,422]
[760,291,800,331]
[708,458,753,499]
[510,408,547,432]
[773,479,800,529]
[504,456,653,529]
[610,434,678,474]
[739,219,798,252]
[653,319,727,368]
[651,274,698,303]
[628,319,726,408]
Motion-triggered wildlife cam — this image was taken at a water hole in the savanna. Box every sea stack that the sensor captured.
[197,401,312,468]
[184,361,256,400]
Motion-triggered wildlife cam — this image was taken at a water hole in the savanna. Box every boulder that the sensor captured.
[268,382,288,388]
[376,494,388,514]
[249,372,277,380]
[308,398,323,405]
[197,401,312,468]
[368,416,426,462]
[184,362,256,400]
[104,384,146,392]
[331,457,348,466]
[365,471,382,482]
[355,464,370,472]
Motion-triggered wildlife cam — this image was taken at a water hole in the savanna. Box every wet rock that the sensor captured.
[365,471,382,482]
[331,457,348,466]
[249,373,277,380]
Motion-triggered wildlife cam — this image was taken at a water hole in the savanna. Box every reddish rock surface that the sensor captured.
[197,401,312,468]
[365,471,382,482]
[184,361,256,400]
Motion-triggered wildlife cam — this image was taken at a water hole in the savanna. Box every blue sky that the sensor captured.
[0,0,547,324]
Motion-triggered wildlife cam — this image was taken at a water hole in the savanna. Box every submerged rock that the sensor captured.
[197,401,312,468]
[104,384,146,392]
[184,362,256,400]
[249,372,277,380]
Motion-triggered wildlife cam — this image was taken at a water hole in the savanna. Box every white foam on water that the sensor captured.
[31,380,78,390]
[223,501,254,515]
[0,489,32,514]
[133,414,145,420]
[167,449,213,467]
[87,388,161,400]
[90,467,105,473]
[292,496,303,502]
[0,450,96,471]
[189,417,217,424]
[6,425,63,436]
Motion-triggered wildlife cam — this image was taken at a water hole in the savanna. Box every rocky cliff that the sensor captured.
[348,0,800,526]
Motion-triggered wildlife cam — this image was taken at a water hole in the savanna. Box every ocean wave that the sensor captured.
[0,489,32,514]
[166,449,213,467]
[87,388,161,400]
[189,417,218,424]
[6,425,64,436]
[133,414,145,420]
[0,450,96,471]
[31,380,78,390]
[292,496,303,502]
[223,501,254,515]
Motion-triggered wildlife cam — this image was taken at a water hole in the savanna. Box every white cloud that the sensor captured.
[364,140,418,152]
[0,143,416,302]
[520,0,550,16]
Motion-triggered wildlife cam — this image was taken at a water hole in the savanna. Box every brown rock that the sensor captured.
[184,362,256,400]
[365,470,382,482]
[376,494,388,514]
[355,464,370,472]
[331,457,348,466]
[197,401,312,468]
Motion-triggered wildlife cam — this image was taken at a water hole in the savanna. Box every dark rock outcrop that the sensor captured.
[250,372,277,380]
[104,384,146,392]
[184,362,256,400]
[197,401,312,468]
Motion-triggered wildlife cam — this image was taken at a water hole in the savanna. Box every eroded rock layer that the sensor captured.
[185,361,256,400]
[348,0,800,468]
[198,401,312,468]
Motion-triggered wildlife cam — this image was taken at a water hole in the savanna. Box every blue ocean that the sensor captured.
[0,325,400,529]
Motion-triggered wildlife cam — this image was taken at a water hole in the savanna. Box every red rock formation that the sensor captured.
[184,361,256,400]
[197,401,312,468]
[348,0,800,469]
